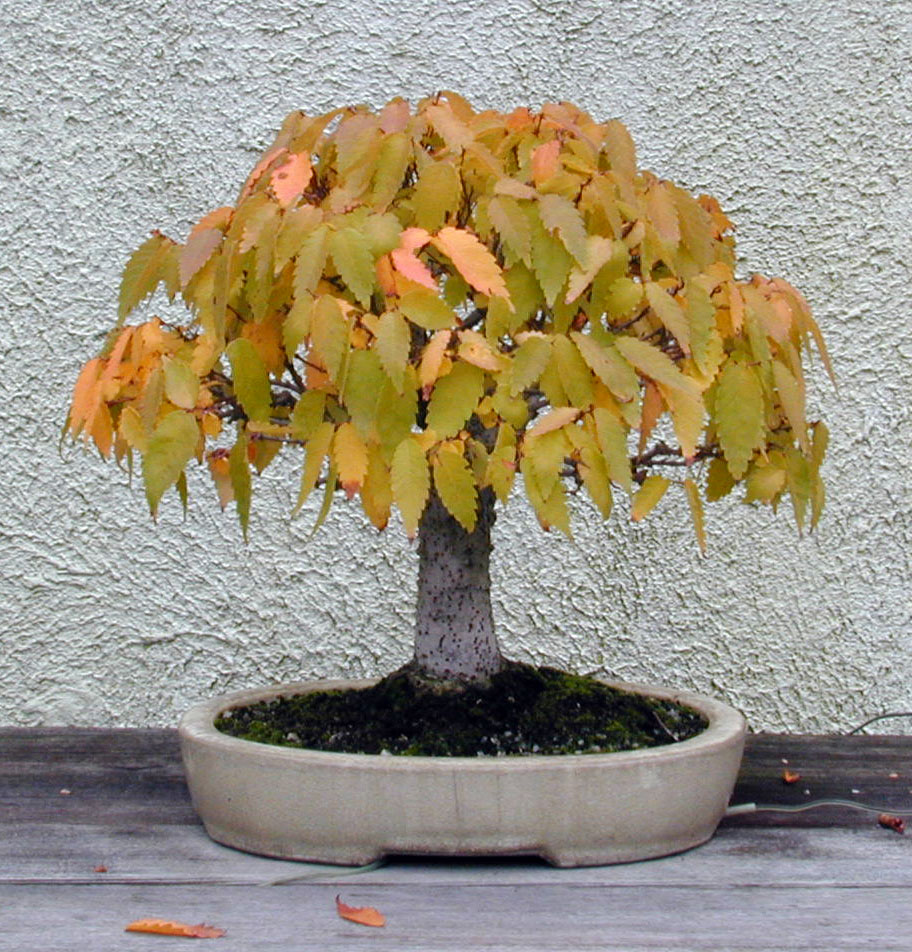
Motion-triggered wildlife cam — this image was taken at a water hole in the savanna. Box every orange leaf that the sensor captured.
[782,769,801,784]
[239,145,288,200]
[531,139,561,184]
[391,227,437,289]
[431,226,508,299]
[125,918,226,938]
[271,152,313,208]
[335,895,386,928]
[878,814,905,835]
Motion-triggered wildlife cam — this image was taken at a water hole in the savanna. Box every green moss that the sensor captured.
[215,663,708,756]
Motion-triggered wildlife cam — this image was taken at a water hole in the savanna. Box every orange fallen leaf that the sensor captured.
[125,918,226,938]
[335,895,386,928]
[781,769,801,784]
[94,865,108,873]
[877,814,905,835]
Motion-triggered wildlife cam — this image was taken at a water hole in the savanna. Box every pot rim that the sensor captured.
[179,677,747,771]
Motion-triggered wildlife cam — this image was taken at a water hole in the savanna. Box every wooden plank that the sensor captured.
[3,823,910,888]
[3,883,912,951]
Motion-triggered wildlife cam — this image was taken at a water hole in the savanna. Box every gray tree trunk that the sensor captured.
[412,487,504,684]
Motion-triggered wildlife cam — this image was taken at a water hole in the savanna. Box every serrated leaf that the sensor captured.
[631,475,669,521]
[376,369,419,453]
[412,161,461,231]
[538,193,589,267]
[744,456,787,504]
[431,227,509,299]
[785,447,811,531]
[271,152,313,208]
[118,234,176,323]
[663,386,704,460]
[488,195,532,267]
[530,221,572,307]
[570,332,639,404]
[772,359,809,452]
[509,335,551,395]
[229,433,252,537]
[715,357,765,479]
[179,227,223,290]
[706,456,735,501]
[433,444,478,531]
[143,411,199,517]
[614,335,699,398]
[523,428,569,498]
[371,132,411,208]
[375,310,411,391]
[118,405,149,453]
[293,421,333,515]
[342,349,386,439]
[361,444,393,529]
[646,282,690,354]
[684,477,706,552]
[310,295,350,383]
[283,296,314,357]
[328,227,376,307]
[526,406,580,439]
[207,451,233,510]
[603,277,644,321]
[399,287,457,331]
[565,236,617,303]
[363,212,402,257]
[226,338,272,422]
[592,408,632,492]
[457,329,505,372]
[290,390,325,440]
[391,436,430,538]
[418,329,453,393]
[684,280,717,374]
[293,224,330,297]
[579,445,613,519]
[163,357,199,410]
[551,336,594,408]
[333,422,369,499]
[521,455,571,536]
[425,361,485,438]
[485,425,516,503]
[275,205,323,273]
[602,120,637,182]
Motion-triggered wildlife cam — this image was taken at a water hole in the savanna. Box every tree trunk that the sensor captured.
[411,487,504,685]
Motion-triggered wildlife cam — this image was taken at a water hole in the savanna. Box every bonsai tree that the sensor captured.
[67,93,830,690]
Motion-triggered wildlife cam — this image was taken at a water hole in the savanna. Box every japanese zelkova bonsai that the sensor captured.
[67,93,830,751]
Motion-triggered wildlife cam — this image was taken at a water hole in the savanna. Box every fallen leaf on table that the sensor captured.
[93,865,108,873]
[125,918,226,938]
[877,814,905,835]
[336,895,386,927]
[781,769,801,784]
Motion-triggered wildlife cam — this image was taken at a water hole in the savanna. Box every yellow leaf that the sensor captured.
[118,405,148,453]
[412,161,461,231]
[293,224,330,297]
[391,436,430,538]
[419,329,453,394]
[293,421,333,515]
[614,335,699,398]
[361,444,393,529]
[207,451,234,510]
[310,295,351,383]
[592,407,632,492]
[333,422,369,499]
[579,445,614,519]
[772,360,809,452]
[375,310,411,391]
[399,287,457,331]
[488,195,532,267]
[371,132,410,208]
[118,233,177,323]
[646,282,690,355]
[328,227,376,307]
[538,193,589,267]
[570,333,639,405]
[431,226,509,300]
[425,361,485,438]
[163,357,199,410]
[509,334,551,396]
[433,443,478,532]
[457,330,505,372]
[226,338,271,422]
[684,477,706,553]
[551,336,594,408]
[143,411,200,517]
[526,406,580,439]
[715,357,765,479]
[179,226,223,290]
[485,426,516,503]
[631,475,669,521]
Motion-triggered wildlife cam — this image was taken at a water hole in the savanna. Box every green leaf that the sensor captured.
[293,421,333,515]
[486,425,516,503]
[143,411,199,517]
[488,195,532,267]
[310,295,350,383]
[328,227,376,307]
[551,336,594,408]
[523,428,570,499]
[538,193,589,267]
[603,277,644,321]
[391,436,430,538]
[715,357,765,479]
[290,390,326,440]
[631,475,669,521]
[412,160,461,231]
[342,349,386,439]
[163,357,199,410]
[293,224,329,297]
[118,234,177,323]
[282,296,314,358]
[530,218,572,307]
[520,455,571,536]
[706,457,735,501]
[275,205,323,274]
[684,280,717,374]
[371,132,411,208]
[614,336,699,398]
[509,335,551,396]
[592,408,632,492]
[433,445,478,531]
[645,282,690,354]
[425,361,485,438]
[570,332,639,405]
[226,338,272,422]
[399,287,458,331]
[375,310,411,391]
[229,432,252,538]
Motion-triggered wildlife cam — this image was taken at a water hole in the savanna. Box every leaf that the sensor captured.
[294,224,330,296]
[226,338,272,422]
[271,152,313,207]
[488,195,532,267]
[538,193,589,266]
[328,227,376,307]
[283,296,314,357]
[530,221,572,307]
[118,233,176,323]
[125,918,226,939]
[399,287,457,331]
[371,132,410,208]
[336,895,386,928]
[684,477,706,553]
[613,336,698,397]
[457,329,505,372]
[293,421,333,515]
[602,120,637,182]
[207,451,233,510]
[431,227,509,299]
[631,475,669,521]
[592,408,632,492]
[706,457,735,501]
[290,390,326,440]
[163,357,199,410]
[391,436,430,538]
[229,433,252,537]
[390,227,437,289]
[419,329,453,394]
[412,161,461,231]
[646,283,690,354]
[645,181,681,246]
[433,443,478,531]
[570,333,639,404]
[485,426,516,503]
[179,226,223,290]
[530,139,561,184]
[361,444,393,529]
[425,361,485,438]
[715,357,765,479]
[143,411,199,517]
[310,295,351,383]
[333,422,369,499]
[551,336,594,408]
[526,406,579,439]
[565,236,617,303]
[579,445,613,519]
[375,310,411,391]
[509,335,551,396]
[772,360,809,452]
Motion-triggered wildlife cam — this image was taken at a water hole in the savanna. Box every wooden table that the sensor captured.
[3,729,911,950]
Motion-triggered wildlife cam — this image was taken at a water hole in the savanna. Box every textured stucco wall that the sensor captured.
[1,0,909,730]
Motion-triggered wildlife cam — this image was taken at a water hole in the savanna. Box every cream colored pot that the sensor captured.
[179,678,746,867]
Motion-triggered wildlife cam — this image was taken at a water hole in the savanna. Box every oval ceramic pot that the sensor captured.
[179,678,746,868]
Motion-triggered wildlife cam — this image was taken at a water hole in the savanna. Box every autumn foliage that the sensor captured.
[67,93,830,546]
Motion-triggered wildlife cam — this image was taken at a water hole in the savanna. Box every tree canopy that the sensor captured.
[67,92,831,548]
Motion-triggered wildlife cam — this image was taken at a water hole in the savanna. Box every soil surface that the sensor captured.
[215,663,708,756]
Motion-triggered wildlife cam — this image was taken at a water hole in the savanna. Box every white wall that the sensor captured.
[1,0,909,730]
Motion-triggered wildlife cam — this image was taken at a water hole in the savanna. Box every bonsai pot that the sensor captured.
[179,677,746,867]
